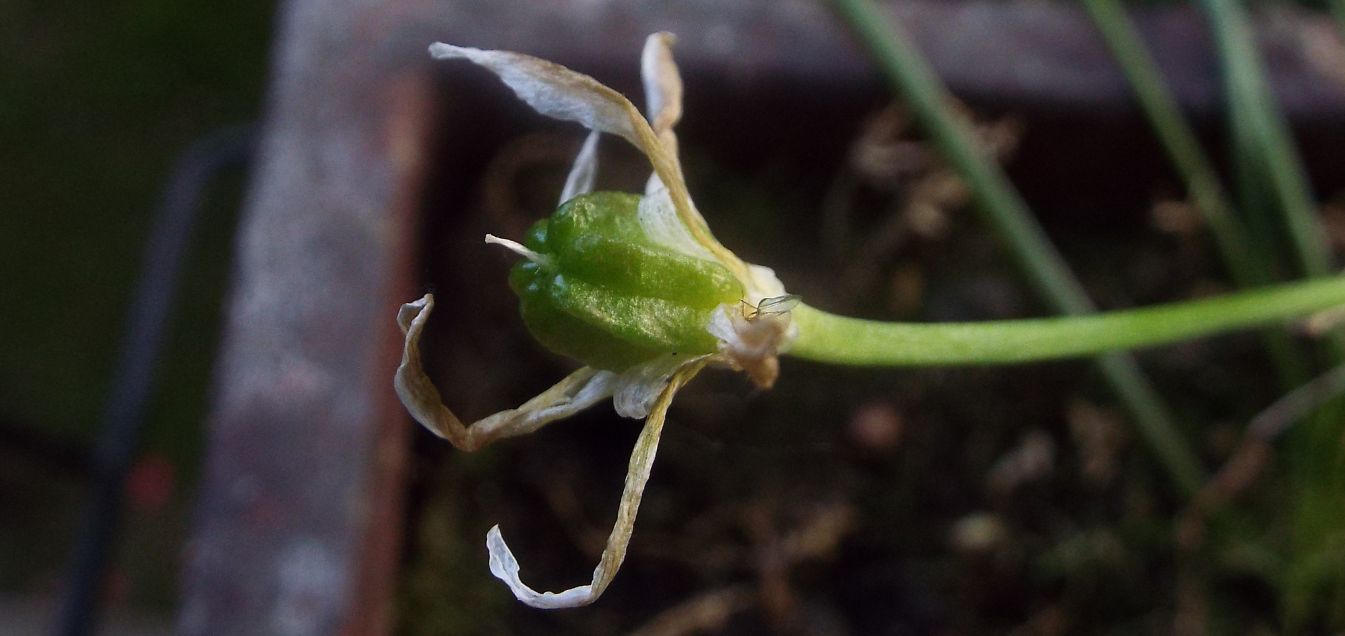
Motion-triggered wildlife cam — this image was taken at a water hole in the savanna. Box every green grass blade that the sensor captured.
[1201,0,1332,279]
[1201,0,1345,624]
[1082,0,1311,391]
[1084,0,1256,284]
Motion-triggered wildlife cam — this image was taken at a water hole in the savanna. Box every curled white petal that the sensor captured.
[559,131,601,205]
[394,294,616,450]
[484,361,707,609]
[487,526,597,609]
[641,32,683,145]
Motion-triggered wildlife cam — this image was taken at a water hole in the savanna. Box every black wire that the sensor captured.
[55,125,255,636]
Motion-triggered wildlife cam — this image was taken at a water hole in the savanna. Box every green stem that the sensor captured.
[832,0,1202,494]
[789,277,1345,367]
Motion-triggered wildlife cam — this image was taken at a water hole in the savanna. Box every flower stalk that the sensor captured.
[788,278,1345,366]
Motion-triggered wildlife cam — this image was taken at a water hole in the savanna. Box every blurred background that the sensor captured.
[4,0,1345,634]
[1,0,273,631]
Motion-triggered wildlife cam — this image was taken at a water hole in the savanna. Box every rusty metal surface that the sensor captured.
[176,0,435,633]
[179,0,1345,634]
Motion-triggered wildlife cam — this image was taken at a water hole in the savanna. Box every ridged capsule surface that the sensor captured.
[509,192,744,371]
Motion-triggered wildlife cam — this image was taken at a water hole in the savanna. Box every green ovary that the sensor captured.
[508,192,744,371]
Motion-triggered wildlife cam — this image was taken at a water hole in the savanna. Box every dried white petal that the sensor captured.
[395,294,616,450]
[430,39,748,282]
[480,368,619,440]
[612,353,707,419]
[639,178,715,262]
[743,264,789,306]
[641,32,683,146]
[559,131,601,205]
[430,43,641,145]
[705,306,744,356]
[486,526,593,609]
[486,361,707,609]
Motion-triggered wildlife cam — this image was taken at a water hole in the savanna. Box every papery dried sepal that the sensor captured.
[485,360,707,608]
[395,294,617,450]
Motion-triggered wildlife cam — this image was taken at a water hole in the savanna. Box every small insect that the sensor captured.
[742,294,802,320]
[724,294,800,389]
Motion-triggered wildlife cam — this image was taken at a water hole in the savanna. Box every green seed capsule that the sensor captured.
[508,192,744,371]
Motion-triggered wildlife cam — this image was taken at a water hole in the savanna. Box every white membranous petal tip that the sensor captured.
[559,130,602,204]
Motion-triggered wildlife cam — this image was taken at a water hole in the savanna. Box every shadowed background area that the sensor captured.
[0,0,273,630]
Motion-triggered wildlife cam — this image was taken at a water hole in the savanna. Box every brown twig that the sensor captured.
[628,586,755,636]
